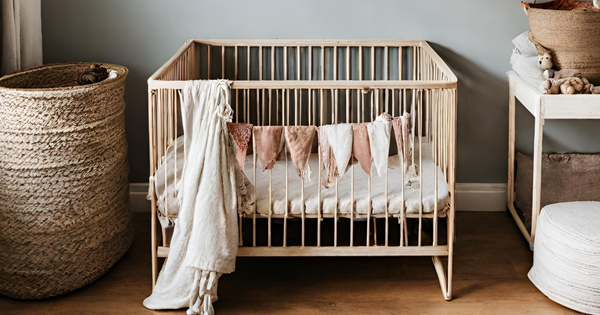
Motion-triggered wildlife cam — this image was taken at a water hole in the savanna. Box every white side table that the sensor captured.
[506,70,600,248]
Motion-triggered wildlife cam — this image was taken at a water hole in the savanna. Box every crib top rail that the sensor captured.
[148,39,457,90]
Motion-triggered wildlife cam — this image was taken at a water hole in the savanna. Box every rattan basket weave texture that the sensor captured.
[525,0,600,84]
[0,62,133,299]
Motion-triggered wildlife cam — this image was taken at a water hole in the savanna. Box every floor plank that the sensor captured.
[0,211,578,314]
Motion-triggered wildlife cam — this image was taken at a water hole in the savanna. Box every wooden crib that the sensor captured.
[148,39,457,300]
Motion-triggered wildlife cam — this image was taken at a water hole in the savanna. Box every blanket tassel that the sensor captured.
[187,270,217,315]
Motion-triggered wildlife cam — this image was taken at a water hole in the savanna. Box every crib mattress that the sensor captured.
[244,144,449,217]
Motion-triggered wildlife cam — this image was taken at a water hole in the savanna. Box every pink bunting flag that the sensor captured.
[285,126,317,179]
[227,122,253,168]
[252,126,283,171]
[353,123,371,175]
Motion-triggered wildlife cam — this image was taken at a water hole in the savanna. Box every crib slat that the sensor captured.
[321,46,325,81]
[419,89,423,247]
[359,46,363,81]
[268,92,273,247]
[446,90,450,182]
[373,89,381,117]
[148,90,157,286]
[288,88,293,124]
[384,99,389,247]
[284,46,288,81]
[317,88,323,247]
[426,88,430,143]
[367,90,372,245]
[346,89,350,124]
[385,89,389,114]
[207,45,211,79]
[335,176,339,247]
[399,46,403,81]
[384,46,388,81]
[269,168,272,247]
[300,89,303,125]
[334,89,339,247]
[371,46,375,81]
[164,91,171,221]
[301,174,305,247]
[433,89,439,246]
[401,88,406,247]
[367,170,371,247]
[222,46,225,79]
[247,46,250,80]
[308,89,316,126]
[253,132,257,247]
[156,90,162,161]
[284,89,290,247]
[275,89,279,125]
[333,47,337,81]
[234,46,238,81]
[259,46,263,81]
[351,133,355,247]
[297,46,301,81]
[191,43,196,80]
[346,47,350,81]
[309,46,312,81]
[282,89,287,247]
[448,88,457,299]
[413,47,417,81]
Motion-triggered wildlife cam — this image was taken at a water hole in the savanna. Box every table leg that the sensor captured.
[530,101,544,247]
[507,89,516,206]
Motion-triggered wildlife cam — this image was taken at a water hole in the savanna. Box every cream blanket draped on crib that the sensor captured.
[144,80,239,315]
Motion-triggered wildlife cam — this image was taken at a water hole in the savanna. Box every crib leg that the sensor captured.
[151,195,158,287]
[432,256,452,301]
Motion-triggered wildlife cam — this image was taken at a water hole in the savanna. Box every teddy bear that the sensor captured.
[543,77,594,95]
[537,52,553,70]
[537,52,556,79]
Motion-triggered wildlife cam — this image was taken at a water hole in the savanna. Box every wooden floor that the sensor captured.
[0,211,578,315]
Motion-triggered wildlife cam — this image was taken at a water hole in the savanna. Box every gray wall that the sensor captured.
[41,0,600,183]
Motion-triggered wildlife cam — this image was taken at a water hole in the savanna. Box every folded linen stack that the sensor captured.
[528,201,600,314]
[510,31,546,88]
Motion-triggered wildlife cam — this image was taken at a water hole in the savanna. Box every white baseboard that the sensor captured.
[130,182,508,213]
[130,183,151,213]
[455,183,507,212]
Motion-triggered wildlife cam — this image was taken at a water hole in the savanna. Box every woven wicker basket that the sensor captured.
[0,63,133,299]
[525,0,600,84]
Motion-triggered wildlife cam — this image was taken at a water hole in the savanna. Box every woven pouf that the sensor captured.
[0,63,133,299]
[529,201,600,314]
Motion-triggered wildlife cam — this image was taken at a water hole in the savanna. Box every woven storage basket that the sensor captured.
[0,63,133,299]
[524,0,600,84]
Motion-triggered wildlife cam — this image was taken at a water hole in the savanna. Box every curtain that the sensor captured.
[1,0,42,76]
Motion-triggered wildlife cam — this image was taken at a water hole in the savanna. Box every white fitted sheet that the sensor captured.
[244,143,448,216]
